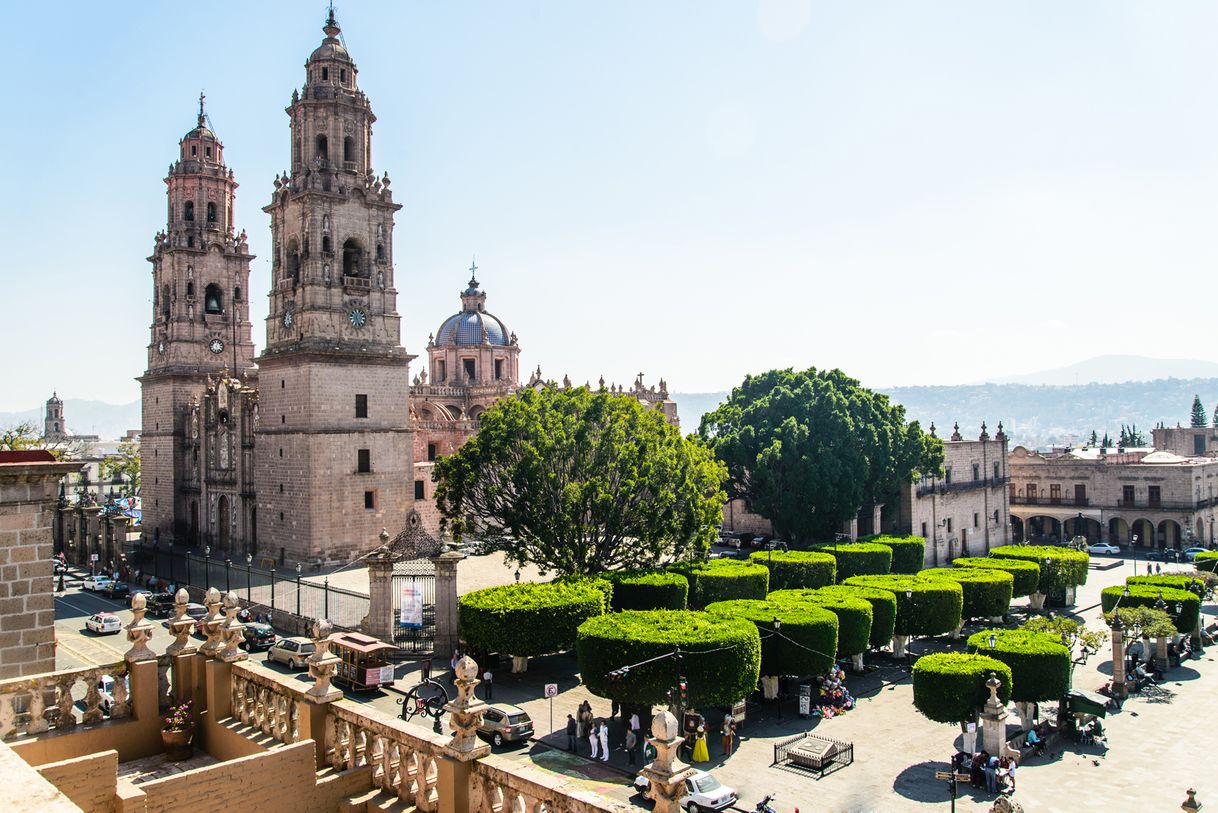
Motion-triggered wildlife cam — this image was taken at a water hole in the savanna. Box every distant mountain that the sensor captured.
[984,355,1218,386]
[0,399,139,441]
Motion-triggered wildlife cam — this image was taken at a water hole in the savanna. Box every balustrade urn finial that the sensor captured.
[218,590,247,663]
[199,586,225,658]
[167,588,197,656]
[640,710,696,813]
[304,618,342,702]
[124,591,156,663]
[442,655,490,760]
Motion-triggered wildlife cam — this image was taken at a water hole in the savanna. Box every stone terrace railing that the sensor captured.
[472,755,629,813]
[325,700,448,813]
[231,663,302,746]
[0,661,131,740]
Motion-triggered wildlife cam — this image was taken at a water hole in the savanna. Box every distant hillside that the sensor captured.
[0,399,139,441]
[677,379,1218,449]
[986,355,1218,386]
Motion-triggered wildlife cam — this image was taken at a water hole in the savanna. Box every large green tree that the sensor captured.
[698,368,942,542]
[101,438,141,497]
[434,385,726,575]
[1192,395,1208,428]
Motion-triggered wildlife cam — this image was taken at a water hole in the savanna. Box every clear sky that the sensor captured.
[3,1,1217,412]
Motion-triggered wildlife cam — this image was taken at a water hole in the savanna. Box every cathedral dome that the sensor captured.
[434,271,512,347]
[309,10,353,64]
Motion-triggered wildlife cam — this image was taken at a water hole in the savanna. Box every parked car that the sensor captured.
[161,602,208,629]
[81,575,113,592]
[478,703,533,747]
[147,593,177,618]
[242,623,277,651]
[634,770,737,812]
[1184,546,1209,562]
[1087,542,1121,555]
[748,535,769,549]
[267,637,315,669]
[97,674,129,715]
[85,613,122,635]
[1163,549,1183,563]
[100,581,130,599]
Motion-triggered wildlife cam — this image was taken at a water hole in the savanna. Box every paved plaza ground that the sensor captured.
[55,552,1216,812]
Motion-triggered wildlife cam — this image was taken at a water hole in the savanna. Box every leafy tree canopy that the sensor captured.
[435,385,726,576]
[101,439,140,497]
[1192,395,1208,428]
[0,421,87,459]
[698,368,943,542]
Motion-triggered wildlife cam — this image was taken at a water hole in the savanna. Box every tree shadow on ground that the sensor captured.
[891,759,1002,806]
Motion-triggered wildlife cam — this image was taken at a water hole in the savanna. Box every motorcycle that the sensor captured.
[754,794,777,813]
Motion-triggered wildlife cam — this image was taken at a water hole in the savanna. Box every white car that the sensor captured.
[85,613,122,634]
[1087,542,1121,555]
[634,770,737,813]
[81,575,113,592]
[97,674,129,715]
[1183,546,1210,562]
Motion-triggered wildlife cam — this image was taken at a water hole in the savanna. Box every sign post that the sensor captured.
[544,683,558,735]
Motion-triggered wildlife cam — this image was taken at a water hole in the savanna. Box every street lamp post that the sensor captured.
[270,566,276,614]
[204,546,211,590]
[225,558,232,594]
[246,553,253,602]
[296,563,302,617]
[905,589,914,671]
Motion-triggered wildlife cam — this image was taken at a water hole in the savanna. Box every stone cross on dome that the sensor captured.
[197,91,206,127]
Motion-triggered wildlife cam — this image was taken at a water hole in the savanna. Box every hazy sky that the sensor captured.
[3,1,1217,412]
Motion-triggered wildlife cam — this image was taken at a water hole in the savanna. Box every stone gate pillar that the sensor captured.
[433,551,462,659]
[364,532,396,643]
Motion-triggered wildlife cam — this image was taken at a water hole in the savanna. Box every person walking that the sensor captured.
[590,719,600,760]
[482,669,493,701]
[565,714,578,752]
[721,713,735,756]
[625,726,637,766]
[597,720,610,763]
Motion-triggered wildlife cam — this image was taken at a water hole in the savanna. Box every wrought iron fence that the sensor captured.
[391,559,436,655]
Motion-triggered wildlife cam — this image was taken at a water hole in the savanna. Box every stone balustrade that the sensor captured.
[472,757,631,813]
[0,661,131,740]
[325,700,449,812]
[230,663,302,745]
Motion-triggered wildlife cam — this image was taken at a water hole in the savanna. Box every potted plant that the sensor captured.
[161,699,194,761]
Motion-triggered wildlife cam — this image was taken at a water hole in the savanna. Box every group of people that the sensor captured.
[564,703,646,765]
[812,664,856,719]
[958,750,1017,794]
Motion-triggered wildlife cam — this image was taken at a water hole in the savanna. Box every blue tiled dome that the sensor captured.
[436,311,510,346]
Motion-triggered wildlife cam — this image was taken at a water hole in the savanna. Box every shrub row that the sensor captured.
[1100,584,1200,634]
[815,584,898,648]
[952,557,1040,598]
[749,550,837,590]
[459,582,605,658]
[814,542,894,582]
[1126,574,1207,596]
[577,610,761,707]
[918,567,1014,620]
[705,598,838,677]
[669,559,769,608]
[965,629,1070,703]
[989,545,1089,590]
[861,534,927,574]
[843,575,963,637]
[1195,551,1218,573]
[605,571,689,611]
[912,653,1013,724]
[768,588,873,656]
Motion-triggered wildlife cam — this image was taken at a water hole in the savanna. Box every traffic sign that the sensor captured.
[544,683,558,698]
[935,771,952,781]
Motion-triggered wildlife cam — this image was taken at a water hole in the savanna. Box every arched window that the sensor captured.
[186,281,195,297]
[342,238,364,278]
[343,136,354,163]
[206,202,216,223]
[204,284,223,314]
[322,235,332,254]
[184,201,194,222]
[375,243,385,261]
[233,286,242,302]
[287,238,301,284]
[315,134,328,161]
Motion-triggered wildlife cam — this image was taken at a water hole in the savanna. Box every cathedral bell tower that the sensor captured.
[139,98,256,547]
[256,10,414,565]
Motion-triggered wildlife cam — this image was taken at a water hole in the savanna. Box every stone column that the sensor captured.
[978,673,1011,758]
[0,455,81,679]
[364,546,395,643]
[848,518,859,542]
[433,551,462,660]
[872,504,883,535]
[438,655,490,813]
[1110,621,1127,698]
[639,710,696,813]
[300,619,344,769]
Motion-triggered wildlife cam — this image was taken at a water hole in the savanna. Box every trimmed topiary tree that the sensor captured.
[769,588,873,669]
[749,550,836,590]
[912,652,1012,725]
[952,556,1040,598]
[705,598,838,680]
[1100,584,1200,634]
[1127,574,1208,596]
[844,575,963,655]
[1195,551,1218,573]
[552,574,614,609]
[816,584,898,650]
[866,535,927,574]
[577,610,761,708]
[460,582,605,671]
[966,629,1070,728]
[918,567,1014,627]
[605,570,689,611]
[815,542,894,582]
[989,545,1088,607]
[669,559,769,608]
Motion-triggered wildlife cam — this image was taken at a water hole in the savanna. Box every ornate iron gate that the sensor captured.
[391,559,436,653]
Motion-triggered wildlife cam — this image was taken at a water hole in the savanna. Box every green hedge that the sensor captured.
[459,582,605,658]
[912,653,1013,724]
[769,589,873,656]
[1195,551,1218,573]
[814,542,894,582]
[952,557,1040,598]
[919,567,1014,620]
[966,629,1070,703]
[669,560,769,608]
[844,575,963,637]
[705,598,837,677]
[989,545,1089,590]
[1100,585,1200,634]
[552,575,614,609]
[1127,574,1208,596]
[577,610,761,707]
[605,571,689,611]
[749,550,836,590]
[816,584,898,648]
[864,535,927,574]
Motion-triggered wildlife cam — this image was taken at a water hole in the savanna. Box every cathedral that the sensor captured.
[140,11,677,567]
